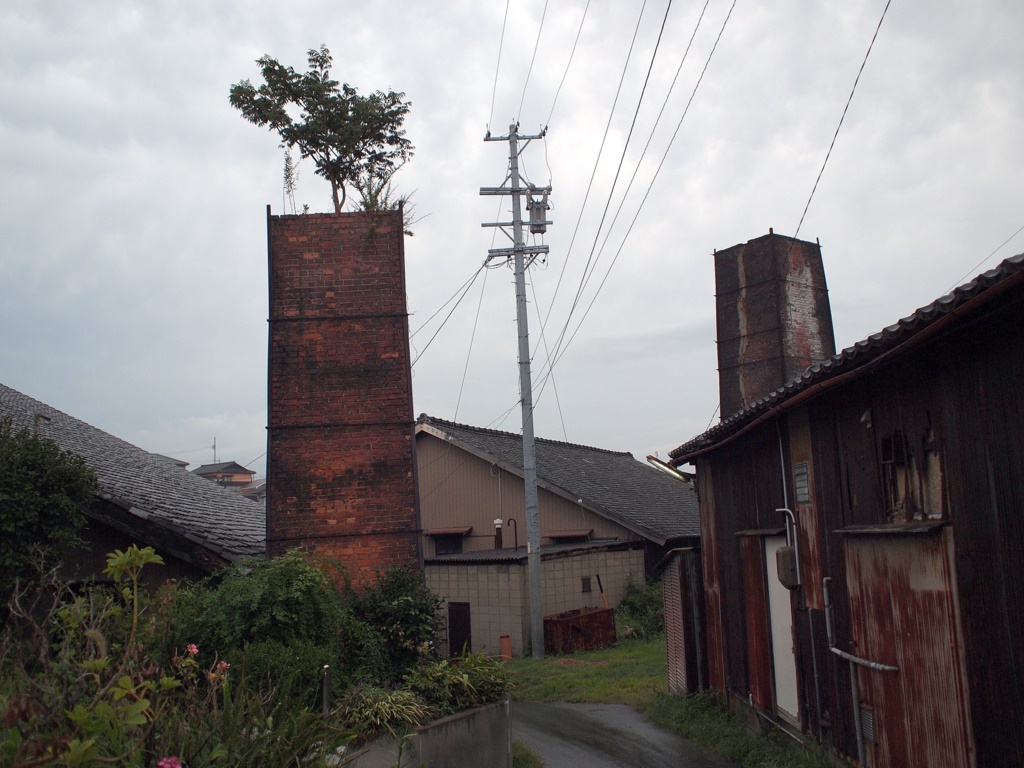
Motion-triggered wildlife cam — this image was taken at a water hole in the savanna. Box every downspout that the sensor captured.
[823,576,898,768]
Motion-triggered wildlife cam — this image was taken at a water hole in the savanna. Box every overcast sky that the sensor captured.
[2,1,1022,477]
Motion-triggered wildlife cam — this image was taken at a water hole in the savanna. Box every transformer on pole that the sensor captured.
[481,123,552,658]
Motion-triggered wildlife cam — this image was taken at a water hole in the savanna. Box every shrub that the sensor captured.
[338,686,431,741]
[349,566,444,680]
[616,577,664,640]
[405,650,513,716]
[0,417,97,595]
[189,550,346,653]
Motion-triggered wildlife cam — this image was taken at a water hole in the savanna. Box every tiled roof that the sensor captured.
[0,382,266,561]
[192,462,255,476]
[416,415,700,542]
[670,252,1024,462]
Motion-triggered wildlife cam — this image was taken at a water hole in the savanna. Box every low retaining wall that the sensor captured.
[343,696,511,768]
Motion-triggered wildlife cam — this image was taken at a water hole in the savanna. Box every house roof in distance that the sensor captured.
[0,382,266,562]
[416,414,700,543]
[192,461,256,476]
[670,251,1024,463]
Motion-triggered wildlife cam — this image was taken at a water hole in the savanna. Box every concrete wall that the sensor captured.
[343,697,511,768]
[266,210,420,589]
[426,544,645,657]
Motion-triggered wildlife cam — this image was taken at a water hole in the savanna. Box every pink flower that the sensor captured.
[186,644,199,657]
[215,660,230,672]
[157,757,182,768]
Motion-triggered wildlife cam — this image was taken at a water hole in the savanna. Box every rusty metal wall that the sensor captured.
[845,528,973,768]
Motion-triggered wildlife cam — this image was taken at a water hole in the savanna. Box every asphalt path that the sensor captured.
[511,701,738,768]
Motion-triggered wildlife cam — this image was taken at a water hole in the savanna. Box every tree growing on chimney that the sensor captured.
[230,45,413,214]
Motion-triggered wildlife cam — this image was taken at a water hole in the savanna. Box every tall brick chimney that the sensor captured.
[266,208,420,588]
[714,232,835,419]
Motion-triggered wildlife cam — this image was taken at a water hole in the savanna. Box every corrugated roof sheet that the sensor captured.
[670,252,1024,462]
[417,414,700,541]
[0,382,266,560]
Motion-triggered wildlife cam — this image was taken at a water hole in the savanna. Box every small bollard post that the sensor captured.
[322,664,330,719]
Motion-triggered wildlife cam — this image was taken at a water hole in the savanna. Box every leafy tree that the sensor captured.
[229,45,413,214]
[0,417,97,592]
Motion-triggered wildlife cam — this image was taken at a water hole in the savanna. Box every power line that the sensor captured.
[791,0,893,244]
[453,267,490,420]
[488,0,512,132]
[536,0,738,392]
[517,0,551,121]
[537,0,650,343]
[546,0,591,126]
[411,265,485,339]
[411,264,486,368]
[563,0,675,325]
[945,220,1024,294]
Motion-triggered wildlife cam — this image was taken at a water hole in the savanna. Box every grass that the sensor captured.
[509,636,667,708]
[508,636,833,768]
[512,738,544,768]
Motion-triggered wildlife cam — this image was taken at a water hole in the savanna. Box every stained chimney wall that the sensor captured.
[714,233,835,419]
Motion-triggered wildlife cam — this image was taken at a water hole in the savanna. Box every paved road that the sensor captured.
[511,701,737,768]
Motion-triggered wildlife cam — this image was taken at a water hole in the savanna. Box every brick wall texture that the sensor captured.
[266,209,420,588]
[714,232,836,419]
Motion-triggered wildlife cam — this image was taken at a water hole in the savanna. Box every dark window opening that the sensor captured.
[434,535,464,556]
[582,577,592,593]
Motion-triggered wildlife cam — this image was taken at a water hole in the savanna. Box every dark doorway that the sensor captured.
[448,601,472,655]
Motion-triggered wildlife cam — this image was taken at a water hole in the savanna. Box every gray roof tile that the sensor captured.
[417,415,700,541]
[0,383,265,560]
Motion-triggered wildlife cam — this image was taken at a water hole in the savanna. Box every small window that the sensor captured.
[434,535,463,556]
[581,577,592,593]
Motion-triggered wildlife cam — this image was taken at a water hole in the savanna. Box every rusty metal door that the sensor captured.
[845,528,974,768]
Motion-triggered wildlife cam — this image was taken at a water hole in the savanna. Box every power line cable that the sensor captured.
[453,267,490,420]
[791,0,893,244]
[536,1,650,342]
[411,265,486,367]
[411,265,486,339]
[488,0,513,132]
[535,0,738,393]
[530,276,569,441]
[568,0,710,307]
[546,0,591,126]
[518,0,551,121]
[945,220,1024,294]
[562,0,675,325]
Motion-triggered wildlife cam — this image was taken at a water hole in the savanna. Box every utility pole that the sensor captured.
[481,123,552,658]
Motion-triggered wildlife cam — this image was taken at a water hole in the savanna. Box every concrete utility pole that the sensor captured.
[481,123,552,658]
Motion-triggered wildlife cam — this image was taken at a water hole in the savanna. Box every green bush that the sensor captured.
[616,577,664,640]
[349,566,444,680]
[338,685,431,741]
[190,550,346,652]
[0,417,97,594]
[405,650,513,716]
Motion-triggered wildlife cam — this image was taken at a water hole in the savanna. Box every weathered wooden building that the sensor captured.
[666,233,1023,767]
